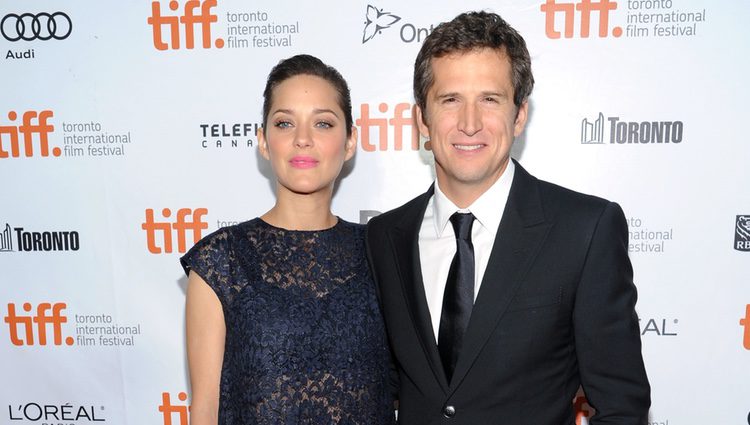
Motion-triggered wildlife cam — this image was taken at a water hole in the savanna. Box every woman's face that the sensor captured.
[259,74,357,198]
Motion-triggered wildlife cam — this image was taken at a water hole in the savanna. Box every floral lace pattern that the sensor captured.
[181,218,394,424]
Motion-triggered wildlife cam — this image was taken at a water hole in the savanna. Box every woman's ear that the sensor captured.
[258,127,270,160]
[344,126,358,161]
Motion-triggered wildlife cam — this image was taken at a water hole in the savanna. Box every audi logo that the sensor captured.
[1,12,72,42]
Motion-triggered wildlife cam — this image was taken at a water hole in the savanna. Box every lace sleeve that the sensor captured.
[180,228,235,308]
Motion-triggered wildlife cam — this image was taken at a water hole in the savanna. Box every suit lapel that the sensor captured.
[449,161,553,391]
[387,186,450,392]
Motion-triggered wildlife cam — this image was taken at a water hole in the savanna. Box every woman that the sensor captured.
[182,55,394,424]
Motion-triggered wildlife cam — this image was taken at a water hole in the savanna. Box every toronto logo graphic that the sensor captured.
[362,5,400,43]
[581,113,605,144]
[580,112,684,145]
[0,223,12,251]
[0,222,80,252]
[1,12,72,42]
[735,215,750,252]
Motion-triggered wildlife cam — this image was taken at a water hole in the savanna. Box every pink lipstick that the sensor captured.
[289,156,319,169]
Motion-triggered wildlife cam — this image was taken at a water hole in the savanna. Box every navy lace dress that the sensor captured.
[181,218,394,425]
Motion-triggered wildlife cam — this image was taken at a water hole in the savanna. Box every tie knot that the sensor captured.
[450,212,474,241]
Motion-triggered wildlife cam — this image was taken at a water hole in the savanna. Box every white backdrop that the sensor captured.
[1,1,749,424]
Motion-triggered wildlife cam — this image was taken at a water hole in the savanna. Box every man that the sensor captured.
[366,11,650,424]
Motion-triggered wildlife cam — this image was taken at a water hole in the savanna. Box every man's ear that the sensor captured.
[416,105,430,139]
[513,100,529,137]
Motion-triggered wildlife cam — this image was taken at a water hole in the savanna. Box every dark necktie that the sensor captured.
[438,212,475,383]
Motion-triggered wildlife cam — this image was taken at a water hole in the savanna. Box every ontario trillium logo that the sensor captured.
[362,5,400,43]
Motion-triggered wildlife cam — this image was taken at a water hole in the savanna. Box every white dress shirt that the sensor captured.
[418,161,515,341]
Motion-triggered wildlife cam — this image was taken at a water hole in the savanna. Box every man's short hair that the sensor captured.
[414,11,534,121]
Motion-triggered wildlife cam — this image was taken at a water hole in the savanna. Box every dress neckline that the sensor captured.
[255,216,343,233]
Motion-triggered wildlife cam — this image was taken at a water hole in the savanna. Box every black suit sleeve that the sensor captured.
[573,202,651,424]
[365,222,401,403]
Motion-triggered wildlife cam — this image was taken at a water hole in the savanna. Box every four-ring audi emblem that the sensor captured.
[1,12,72,42]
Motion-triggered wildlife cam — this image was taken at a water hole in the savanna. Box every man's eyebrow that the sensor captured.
[434,90,510,99]
[435,92,460,99]
[479,90,509,98]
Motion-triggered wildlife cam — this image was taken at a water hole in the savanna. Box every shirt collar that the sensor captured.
[432,160,515,237]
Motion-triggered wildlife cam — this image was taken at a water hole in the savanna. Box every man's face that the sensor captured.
[417,48,528,205]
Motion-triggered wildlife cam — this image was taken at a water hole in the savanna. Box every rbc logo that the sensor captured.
[735,215,750,251]
[3,302,74,346]
[159,392,190,425]
[0,110,59,158]
[142,208,208,254]
[540,0,622,38]
[148,0,224,50]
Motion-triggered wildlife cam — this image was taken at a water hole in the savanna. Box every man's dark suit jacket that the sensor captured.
[366,160,650,424]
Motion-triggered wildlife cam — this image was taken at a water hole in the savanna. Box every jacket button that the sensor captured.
[443,405,456,418]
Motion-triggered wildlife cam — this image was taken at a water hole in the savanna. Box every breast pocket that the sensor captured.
[506,286,563,313]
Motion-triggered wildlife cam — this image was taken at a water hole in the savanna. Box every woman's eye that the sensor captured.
[316,121,333,129]
[274,121,292,129]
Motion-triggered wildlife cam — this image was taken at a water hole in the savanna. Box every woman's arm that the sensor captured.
[185,270,225,425]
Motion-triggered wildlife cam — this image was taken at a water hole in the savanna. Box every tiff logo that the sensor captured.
[1,223,12,251]
[4,302,74,346]
[148,0,224,50]
[735,215,750,252]
[356,102,423,152]
[540,0,622,39]
[0,110,60,158]
[159,392,190,425]
[581,112,605,144]
[142,208,208,254]
[741,304,750,350]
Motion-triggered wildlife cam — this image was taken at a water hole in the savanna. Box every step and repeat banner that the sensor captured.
[1,0,748,424]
